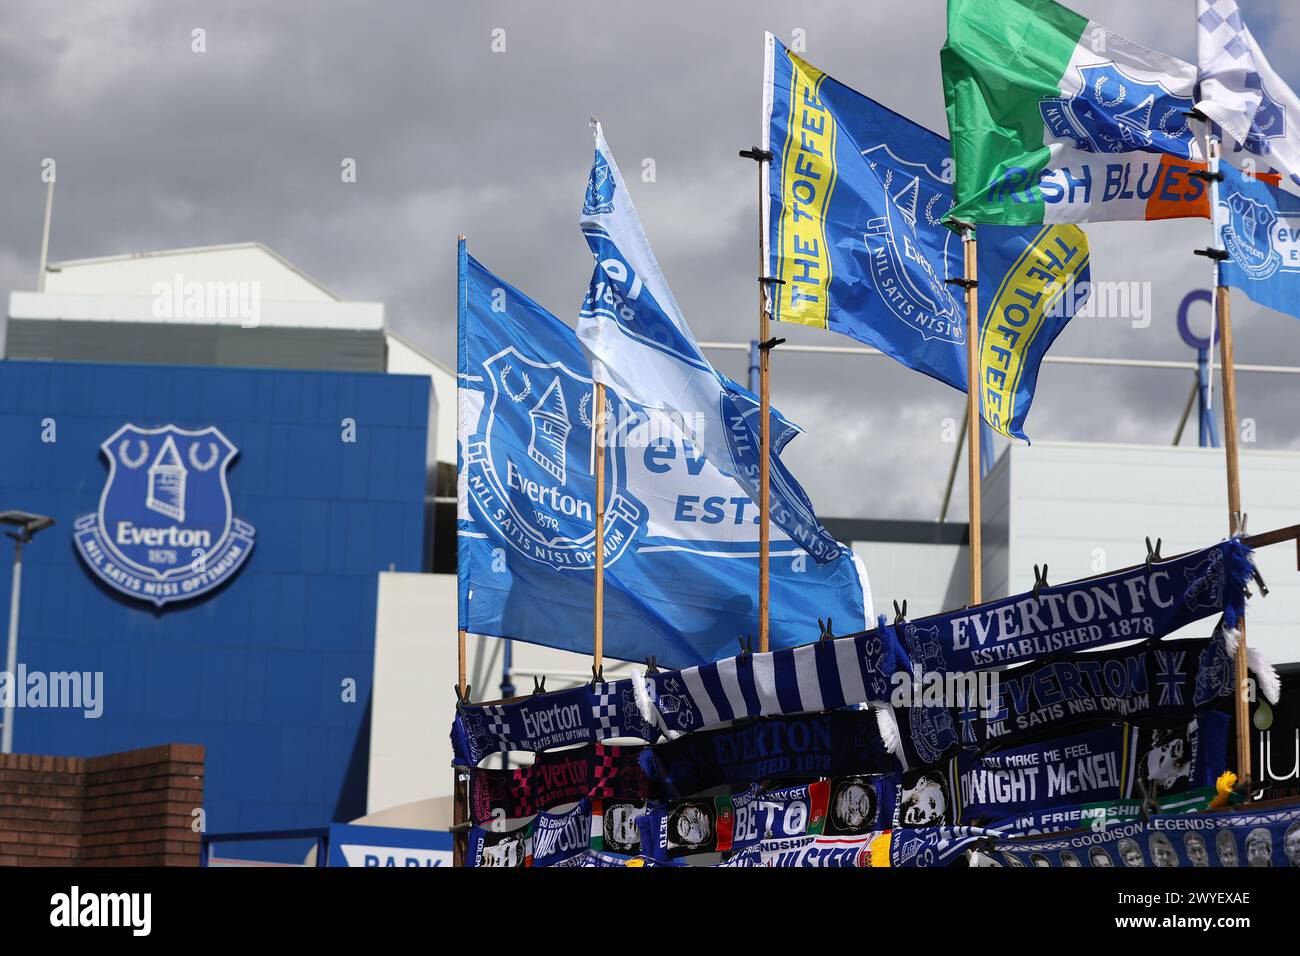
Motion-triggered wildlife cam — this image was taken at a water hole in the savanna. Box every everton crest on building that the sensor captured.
[73,424,256,606]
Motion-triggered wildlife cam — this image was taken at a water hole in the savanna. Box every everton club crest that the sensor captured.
[465,349,644,571]
[1220,191,1282,279]
[73,424,256,606]
[1041,63,1196,158]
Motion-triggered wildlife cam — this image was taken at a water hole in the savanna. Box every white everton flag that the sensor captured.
[1196,0,1300,186]
[576,121,845,564]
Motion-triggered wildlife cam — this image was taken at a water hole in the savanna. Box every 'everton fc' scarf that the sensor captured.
[452,625,910,767]
[991,800,1300,868]
[468,742,647,825]
[893,538,1251,674]
[641,709,902,800]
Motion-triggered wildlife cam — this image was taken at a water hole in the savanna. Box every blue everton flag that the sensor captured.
[1218,162,1300,322]
[456,243,871,668]
[762,35,1091,442]
[577,122,844,564]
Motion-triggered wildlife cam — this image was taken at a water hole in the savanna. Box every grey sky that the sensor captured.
[2,0,1298,521]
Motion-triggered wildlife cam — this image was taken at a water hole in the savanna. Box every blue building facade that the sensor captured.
[0,360,429,843]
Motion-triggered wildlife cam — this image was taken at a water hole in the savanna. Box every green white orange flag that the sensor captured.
[942,0,1211,225]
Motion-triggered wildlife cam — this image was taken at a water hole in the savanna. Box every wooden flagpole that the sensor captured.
[1218,284,1251,787]
[962,227,983,605]
[593,382,607,677]
[1199,133,1252,789]
[754,154,772,653]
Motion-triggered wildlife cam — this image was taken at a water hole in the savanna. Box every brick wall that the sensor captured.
[0,744,203,866]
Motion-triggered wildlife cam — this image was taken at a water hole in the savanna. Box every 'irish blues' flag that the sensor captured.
[942,0,1210,225]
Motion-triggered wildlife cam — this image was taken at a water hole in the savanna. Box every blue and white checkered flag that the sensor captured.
[1195,0,1300,186]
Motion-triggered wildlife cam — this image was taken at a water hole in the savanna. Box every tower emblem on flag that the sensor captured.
[73,424,256,607]
[1221,191,1281,278]
[465,349,644,571]
[1041,63,1196,158]
[860,145,963,344]
[583,148,616,216]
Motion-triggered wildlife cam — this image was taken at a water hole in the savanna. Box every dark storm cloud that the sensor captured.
[1,0,1297,519]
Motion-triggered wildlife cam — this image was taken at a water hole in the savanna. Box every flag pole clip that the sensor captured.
[818,617,836,645]
[892,599,908,626]
[737,634,754,660]
[758,336,785,352]
[1182,107,1210,123]
[944,277,977,289]
[1144,536,1163,571]
[590,664,604,686]
[1194,247,1229,261]
[643,656,659,675]
[530,675,547,696]
[1190,168,1224,183]
[738,147,774,163]
[1032,564,1049,602]
[453,684,472,714]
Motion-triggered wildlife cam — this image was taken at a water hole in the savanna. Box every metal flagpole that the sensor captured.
[1194,131,1251,788]
[961,227,983,605]
[593,382,607,678]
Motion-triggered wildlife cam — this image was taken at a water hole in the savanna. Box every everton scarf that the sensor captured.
[760,776,894,840]
[755,832,890,867]
[636,785,767,860]
[452,626,909,767]
[888,826,1003,867]
[468,743,647,825]
[467,798,652,867]
[897,630,1237,767]
[991,799,1300,868]
[988,788,1220,837]
[892,538,1251,675]
[641,710,902,800]
[950,717,1228,824]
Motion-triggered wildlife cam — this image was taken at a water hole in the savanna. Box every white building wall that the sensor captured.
[982,441,1300,662]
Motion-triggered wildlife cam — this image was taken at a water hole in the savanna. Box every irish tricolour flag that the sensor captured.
[942,0,1210,225]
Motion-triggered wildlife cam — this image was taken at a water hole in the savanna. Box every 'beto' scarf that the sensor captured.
[640,709,902,800]
[760,776,895,840]
[636,785,766,860]
[990,800,1300,868]
[452,626,910,767]
[468,743,647,825]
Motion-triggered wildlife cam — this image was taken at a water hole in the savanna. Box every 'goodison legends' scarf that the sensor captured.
[641,709,902,800]
[897,629,1238,768]
[451,626,911,767]
[468,742,647,825]
[991,800,1300,869]
[987,787,1220,837]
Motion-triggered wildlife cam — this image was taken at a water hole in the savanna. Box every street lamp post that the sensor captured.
[0,511,55,754]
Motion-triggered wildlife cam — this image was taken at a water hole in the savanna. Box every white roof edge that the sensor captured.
[46,242,342,301]
[384,328,455,377]
[1018,439,1300,458]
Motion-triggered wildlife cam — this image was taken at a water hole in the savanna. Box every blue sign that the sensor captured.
[327,824,453,867]
[73,423,255,606]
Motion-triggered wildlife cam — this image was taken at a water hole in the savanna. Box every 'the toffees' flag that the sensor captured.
[942,0,1210,225]
[1196,0,1300,189]
[577,122,844,563]
[457,242,871,668]
[1217,162,1300,323]
[762,35,1091,441]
